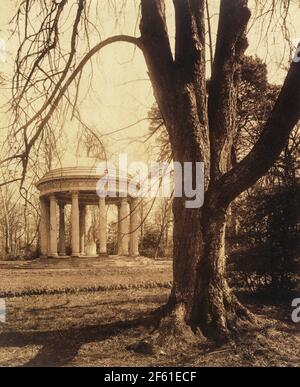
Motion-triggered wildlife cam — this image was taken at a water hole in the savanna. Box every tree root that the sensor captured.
[153,303,205,348]
[128,303,205,355]
[199,290,273,344]
[128,293,273,354]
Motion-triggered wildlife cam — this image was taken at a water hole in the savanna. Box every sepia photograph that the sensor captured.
[0,0,299,370]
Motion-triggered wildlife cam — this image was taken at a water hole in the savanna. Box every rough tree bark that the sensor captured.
[138,0,300,343]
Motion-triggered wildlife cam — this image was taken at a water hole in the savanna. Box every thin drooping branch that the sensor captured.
[12,0,84,138]
[208,0,251,179]
[7,35,141,182]
[13,0,68,108]
[0,178,23,188]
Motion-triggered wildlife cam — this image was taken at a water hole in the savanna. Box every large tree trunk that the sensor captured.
[192,204,253,341]
[146,0,260,341]
[192,207,229,336]
[163,194,253,344]
[153,198,204,347]
[170,197,202,313]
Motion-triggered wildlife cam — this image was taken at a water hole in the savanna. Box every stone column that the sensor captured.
[49,194,58,257]
[79,205,86,256]
[130,198,140,257]
[39,198,48,257]
[71,191,80,257]
[58,203,66,256]
[118,198,129,256]
[98,198,107,255]
[46,204,50,254]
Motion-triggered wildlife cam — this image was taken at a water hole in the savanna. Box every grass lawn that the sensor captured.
[0,256,299,367]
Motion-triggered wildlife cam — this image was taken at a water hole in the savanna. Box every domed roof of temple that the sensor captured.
[36,154,134,206]
[36,153,131,188]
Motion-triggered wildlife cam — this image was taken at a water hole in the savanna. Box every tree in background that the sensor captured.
[0,184,39,259]
[230,184,299,295]
[227,57,300,296]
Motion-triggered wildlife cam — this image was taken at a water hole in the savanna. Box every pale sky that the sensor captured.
[0,0,299,170]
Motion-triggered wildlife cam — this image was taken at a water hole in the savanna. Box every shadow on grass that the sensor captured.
[25,294,165,314]
[0,311,158,367]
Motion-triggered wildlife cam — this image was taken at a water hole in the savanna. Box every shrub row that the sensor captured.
[0,281,173,299]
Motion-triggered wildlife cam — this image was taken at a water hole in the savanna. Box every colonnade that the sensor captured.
[39,192,140,257]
